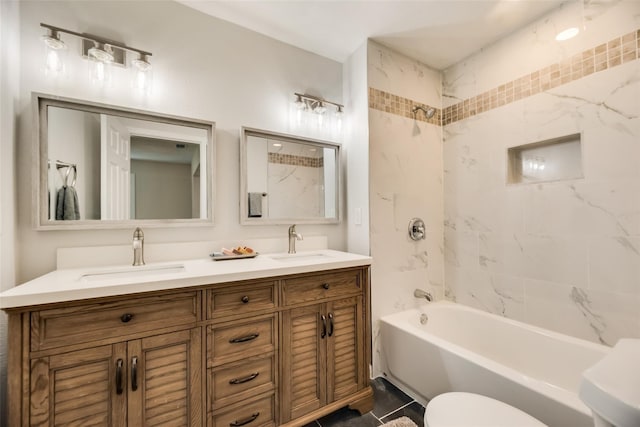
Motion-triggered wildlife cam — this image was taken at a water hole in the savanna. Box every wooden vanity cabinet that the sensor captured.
[7,266,372,427]
[16,291,202,427]
[280,270,371,426]
[29,328,202,426]
[206,280,279,427]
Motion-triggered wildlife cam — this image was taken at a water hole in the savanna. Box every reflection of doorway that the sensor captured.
[100,114,131,220]
[129,137,198,220]
[130,173,136,219]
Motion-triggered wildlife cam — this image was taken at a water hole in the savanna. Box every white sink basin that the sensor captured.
[269,252,330,262]
[81,264,186,282]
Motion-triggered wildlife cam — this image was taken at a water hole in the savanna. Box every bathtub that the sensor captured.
[379,302,610,427]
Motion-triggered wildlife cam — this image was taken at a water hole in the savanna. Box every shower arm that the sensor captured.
[412,105,435,119]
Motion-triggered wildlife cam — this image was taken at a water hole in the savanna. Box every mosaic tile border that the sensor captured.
[269,152,323,168]
[368,87,441,126]
[369,28,639,126]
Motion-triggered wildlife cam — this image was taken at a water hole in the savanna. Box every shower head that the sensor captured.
[412,105,436,119]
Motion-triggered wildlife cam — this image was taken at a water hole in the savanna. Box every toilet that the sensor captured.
[424,339,640,427]
[423,392,546,427]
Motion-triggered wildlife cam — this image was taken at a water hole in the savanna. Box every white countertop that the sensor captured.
[0,250,372,310]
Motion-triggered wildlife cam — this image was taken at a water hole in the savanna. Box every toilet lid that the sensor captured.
[425,392,547,427]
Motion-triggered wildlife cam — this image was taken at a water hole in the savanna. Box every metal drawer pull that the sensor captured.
[120,313,134,323]
[320,314,327,338]
[230,412,260,426]
[328,312,334,337]
[116,359,123,395]
[322,283,330,290]
[241,295,250,303]
[229,372,259,385]
[131,356,138,391]
[229,333,260,344]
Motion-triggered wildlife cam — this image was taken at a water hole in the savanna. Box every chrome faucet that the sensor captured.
[414,288,433,302]
[288,224,303,254]
[132,227,145,266]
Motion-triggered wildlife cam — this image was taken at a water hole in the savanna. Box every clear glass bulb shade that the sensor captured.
[89,59,112,86]
[133,67,152,93]
[42,32,66,76]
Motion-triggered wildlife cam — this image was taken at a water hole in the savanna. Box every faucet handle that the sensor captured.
[133,227,144,239]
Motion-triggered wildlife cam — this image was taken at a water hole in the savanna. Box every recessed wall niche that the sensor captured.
[507,134,583,184]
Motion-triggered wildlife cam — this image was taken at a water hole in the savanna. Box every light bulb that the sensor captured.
[132,55,153,94]
[555,27,579,41]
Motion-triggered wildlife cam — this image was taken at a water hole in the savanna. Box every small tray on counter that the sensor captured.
[210,252,259,261]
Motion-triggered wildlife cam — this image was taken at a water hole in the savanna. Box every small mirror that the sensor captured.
[240,127,340,224]
[35,94,215,229]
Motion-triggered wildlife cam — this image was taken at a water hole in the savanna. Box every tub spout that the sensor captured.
[414,288,432,301]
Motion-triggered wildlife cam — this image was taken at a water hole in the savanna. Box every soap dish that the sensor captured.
[210,252,259,261]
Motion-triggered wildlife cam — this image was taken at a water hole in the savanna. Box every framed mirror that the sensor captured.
[34,93,215,229]
[240,127,340,225]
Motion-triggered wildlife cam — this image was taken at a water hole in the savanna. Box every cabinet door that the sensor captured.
[281,304,326,422]
[326,296,364,403]
[30,343,127,426]
[127,328,202,427]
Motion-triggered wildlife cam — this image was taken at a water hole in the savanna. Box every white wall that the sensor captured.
[0,1,19,424]
[443,1,640,345]
[367,41,444,377]
[15,0,345,283]
[131,160,192,219]
[48,107,100,220]
[342,42,370,256]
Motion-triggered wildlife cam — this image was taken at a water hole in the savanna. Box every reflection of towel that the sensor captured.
[248,192,263,217]
[55,186,80,220]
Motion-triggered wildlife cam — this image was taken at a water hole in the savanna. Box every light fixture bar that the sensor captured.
[40,23,152,57]
[294,93,343,109]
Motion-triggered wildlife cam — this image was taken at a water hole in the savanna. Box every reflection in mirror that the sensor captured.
[241,127,340,224]
[37,94,215,229]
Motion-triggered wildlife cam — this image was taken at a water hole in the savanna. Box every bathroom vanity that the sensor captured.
[2,250,373,426]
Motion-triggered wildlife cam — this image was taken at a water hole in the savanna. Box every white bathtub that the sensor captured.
[380,302,610,427]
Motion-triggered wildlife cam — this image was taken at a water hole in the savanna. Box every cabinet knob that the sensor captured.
[322,283,330,290]
[120,313,134,323]
[241,295,250,304]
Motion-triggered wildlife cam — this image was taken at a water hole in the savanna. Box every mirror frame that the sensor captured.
[34,93,216,230]
[240,126,341,225]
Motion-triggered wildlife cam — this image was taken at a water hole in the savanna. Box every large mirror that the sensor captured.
[240,127,340,224]
[35,94,215,229]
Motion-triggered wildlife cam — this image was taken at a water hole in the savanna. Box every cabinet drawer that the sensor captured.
[31,292,199,351]
[208,315,276,367]
[282,269,362,306]
[210,394,275,427]
[209,355,276,409]
[207,281,276,320]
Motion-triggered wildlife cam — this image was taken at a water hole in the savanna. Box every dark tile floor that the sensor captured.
[303,378,425,427]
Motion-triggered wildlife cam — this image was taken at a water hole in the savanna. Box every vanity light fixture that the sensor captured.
[293,93,344,116]
[291,93,345,137]
[39,23,153,91]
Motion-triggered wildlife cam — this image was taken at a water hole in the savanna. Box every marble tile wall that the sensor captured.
[367,41,443,377]
[443,1,640,345]
[267,163,324,218]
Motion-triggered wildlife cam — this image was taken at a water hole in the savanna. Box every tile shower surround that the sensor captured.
[369,28,640,125]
